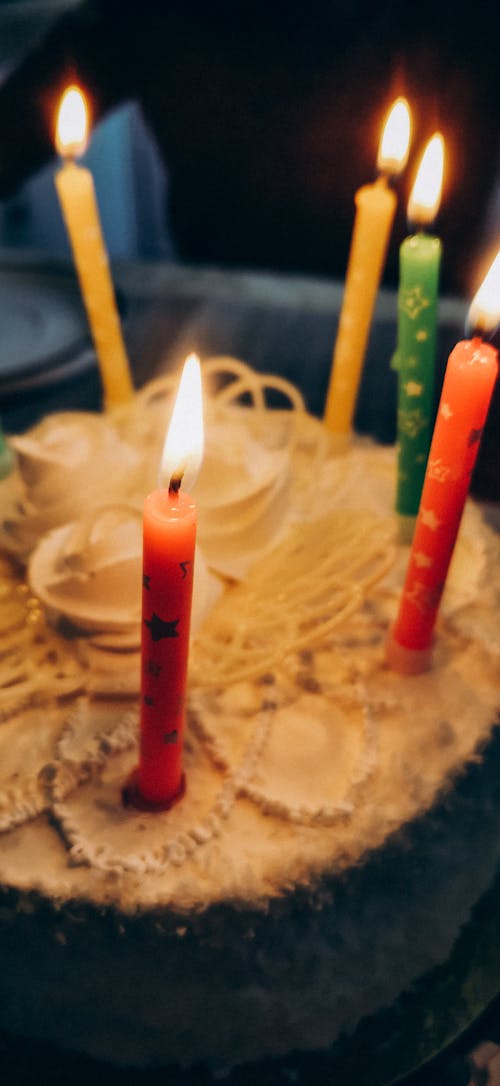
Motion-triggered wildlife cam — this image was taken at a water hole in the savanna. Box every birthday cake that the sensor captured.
[0,358,498,1074]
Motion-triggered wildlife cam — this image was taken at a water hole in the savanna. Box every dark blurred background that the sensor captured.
[0,0,498,297]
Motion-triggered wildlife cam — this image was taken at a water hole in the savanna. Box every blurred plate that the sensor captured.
[0,257,128,431]
[0,263,90,387]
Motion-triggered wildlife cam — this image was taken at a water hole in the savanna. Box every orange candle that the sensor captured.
[387,251,500,674]
[55,86,134,409]
[324,98,411,448]
[126,354,204,808]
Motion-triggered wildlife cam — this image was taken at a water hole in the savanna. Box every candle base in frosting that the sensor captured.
[0,442,14,480]
[122,767,186,812]
[328,431,352,456]
[386,632,433,675]
[397,513,417,545]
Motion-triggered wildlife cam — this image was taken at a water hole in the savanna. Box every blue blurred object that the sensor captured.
[0,101,173,261]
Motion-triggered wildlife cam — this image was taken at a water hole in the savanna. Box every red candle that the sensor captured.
[126,354,204,808]
[387,251,500,674]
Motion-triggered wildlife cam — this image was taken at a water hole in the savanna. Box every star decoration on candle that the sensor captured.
[400,286,431,321]
[404,580,434,614]
[468,427,483,447]
[163,730,178,745]
[413,550,434,568]
[427,458,452,483]
[404,380,424,396]
[397,408,427,438]
[420,507,441,530]
[143,574,151,590]
[144,614,180,641]
[416,330,429,342]
[405,579,444,614]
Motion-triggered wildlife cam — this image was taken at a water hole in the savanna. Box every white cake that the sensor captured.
[0,359,498,1073]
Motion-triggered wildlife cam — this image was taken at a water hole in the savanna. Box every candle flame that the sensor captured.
[407,133,445,228]
[377,98,411,177]
[467,250,500,338]
[160,354,204,492]
[55,85,89,158]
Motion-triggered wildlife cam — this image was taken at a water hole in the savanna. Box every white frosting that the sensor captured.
[195,411,293,578]
[0,359,304,629]
[29,506,221,635]
[2,414,144,560]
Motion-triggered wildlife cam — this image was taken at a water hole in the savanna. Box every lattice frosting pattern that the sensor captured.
[0,507,391,874]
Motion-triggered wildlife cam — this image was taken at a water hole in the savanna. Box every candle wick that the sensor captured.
[465,320,499,345]
[169,472,183,495]
[407,215,436,235]
[59,147,78,166]
[377,167,401,189]
[376,168,391,186]
[407,219,430,236]
[464,322,484,342]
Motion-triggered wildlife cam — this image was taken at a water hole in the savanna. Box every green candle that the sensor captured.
[393,134,444,541]
[0,421,13,479]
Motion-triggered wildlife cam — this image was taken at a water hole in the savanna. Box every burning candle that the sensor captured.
[387,250,500,675]
[55,86,134,408]
[126,354,204,809]
[324,97,411,448]
[394,134,444,541]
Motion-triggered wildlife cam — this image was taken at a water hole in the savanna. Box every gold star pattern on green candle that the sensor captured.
[397,408,427,439]
[400,285,431,321]
[395,231,441,521]
[404,380,424,396]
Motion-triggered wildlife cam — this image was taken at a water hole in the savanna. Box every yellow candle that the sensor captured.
[324,98,411,448]
[55,86,134,408]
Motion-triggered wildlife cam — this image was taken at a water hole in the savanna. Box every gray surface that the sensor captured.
[0,250,467,442]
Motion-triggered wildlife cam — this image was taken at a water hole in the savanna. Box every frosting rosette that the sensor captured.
[0,412,144,562]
